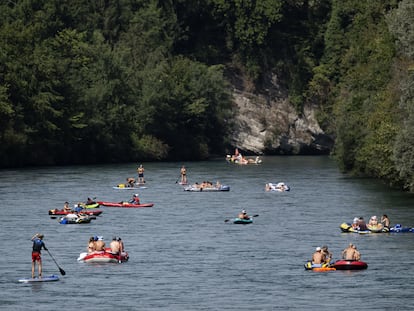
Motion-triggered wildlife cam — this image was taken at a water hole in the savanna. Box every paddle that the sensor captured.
[46,249,66,275]
[224,214,259,222]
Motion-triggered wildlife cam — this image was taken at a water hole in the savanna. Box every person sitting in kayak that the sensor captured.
[86,197,96,205]
[63,201,71,212]
[128,194,140,204]
[312,247,326,264]
[238,210,250,220]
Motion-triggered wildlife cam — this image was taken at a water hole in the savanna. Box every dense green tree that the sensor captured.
[388,0,414,191]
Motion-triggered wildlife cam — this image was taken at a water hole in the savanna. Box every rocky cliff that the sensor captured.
[227,72,334,155]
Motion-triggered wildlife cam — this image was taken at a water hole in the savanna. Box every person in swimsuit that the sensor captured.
[31,233,48,278]
[137,164,145,183]
[87,236,96,253]
[180,166,187,184]
[312,247,326,264]
[238,210,250,220]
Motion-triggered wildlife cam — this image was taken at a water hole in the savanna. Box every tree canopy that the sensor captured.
[0,0,413,191]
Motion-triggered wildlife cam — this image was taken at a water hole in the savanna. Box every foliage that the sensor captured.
[0,0,414,193]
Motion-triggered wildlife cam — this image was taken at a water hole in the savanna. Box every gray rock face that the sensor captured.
[228,77,333,155]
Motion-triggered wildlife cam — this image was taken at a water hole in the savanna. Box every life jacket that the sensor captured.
[32,238,43,252]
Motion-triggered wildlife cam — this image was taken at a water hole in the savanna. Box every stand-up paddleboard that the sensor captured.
[18,275,59,283]
[113,185,147,190]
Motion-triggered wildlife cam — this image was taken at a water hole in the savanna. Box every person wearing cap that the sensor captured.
[342,243,358,260]
[129,193,140,204]
[238,210,250,220]
[312,247,326,264]
[351,217,360,230]
[137,164,145,184]
[31,233,48,278]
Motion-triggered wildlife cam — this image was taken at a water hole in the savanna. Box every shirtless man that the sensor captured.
[110,237,120,254]
[95,236,105,251]
[137,164,145,183]
[238,210,250,220]
[312,247,326,264]
[342,243,357,260]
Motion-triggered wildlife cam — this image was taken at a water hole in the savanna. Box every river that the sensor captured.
[0,156,413,310]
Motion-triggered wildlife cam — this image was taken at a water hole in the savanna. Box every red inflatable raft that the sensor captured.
[78,250,129,263]
[332,260,368,270]
[97,201,154,208]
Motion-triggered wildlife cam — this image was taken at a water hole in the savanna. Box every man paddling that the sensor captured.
[31,233,48,278]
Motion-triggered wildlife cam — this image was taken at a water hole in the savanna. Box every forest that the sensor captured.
[0,0,413,192]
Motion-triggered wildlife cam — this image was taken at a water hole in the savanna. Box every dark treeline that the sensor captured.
[0,0,413,191]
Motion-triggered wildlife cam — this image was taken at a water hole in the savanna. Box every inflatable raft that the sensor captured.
[184,185,230,192]
[341,222,414,233]
[232,217,253,224]
[77,250,129,263]
[304,261,336,272]
[59,215,92,224]
[331,260,368,270]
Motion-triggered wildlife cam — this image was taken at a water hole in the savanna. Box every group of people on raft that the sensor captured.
[351,214,390,231]
[190,180,222,189]
[87,236,125,255]
[226,148,262,165]
[311,243,361,265]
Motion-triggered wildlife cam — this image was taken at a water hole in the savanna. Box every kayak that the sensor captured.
[77,249,129,263]
[331,260,368,270]
[97,201,154,208]
[233,217,253,224]
[49,209,103,216]
[18,275,59,283]
[340,222,414,233]
[304,261,336,271]
[113,183,147,190]
[184,185,230,192]
[77,203,100,209]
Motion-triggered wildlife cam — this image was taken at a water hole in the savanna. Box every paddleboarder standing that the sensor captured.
[137,164,145,184]
[180,165,187,184]
[31,233,48,278]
